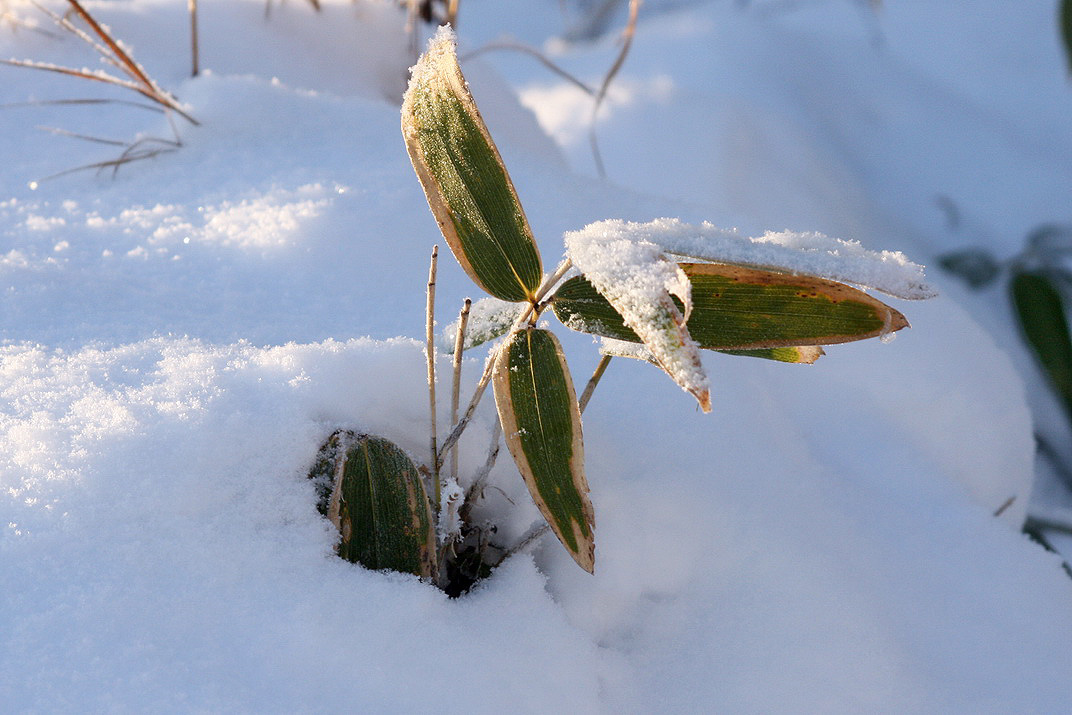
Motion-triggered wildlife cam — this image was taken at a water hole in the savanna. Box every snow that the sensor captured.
[565,218,935,300]
[2,0,1071,711]
[564,217,710,410]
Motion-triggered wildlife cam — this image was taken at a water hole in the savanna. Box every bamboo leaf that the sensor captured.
[718,346,825,364]
[493,328,595,572]
[553,263,908,350]
[402,27,543,303]
[560,233,710,411]
[1011,270,1072,420]
[311,431,436,579]
[598,338,823,365]
[1062,0,1072,75]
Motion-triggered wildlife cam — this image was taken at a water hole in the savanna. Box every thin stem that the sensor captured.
[426,246,440,510]
[578,354,612,413]
[461,42,595,96]
[497,522,550,565]
[450,298,472,481]
[437,259,573,461]
[189,0,199,77]
[459,418,501,523]
[589,0,639,179]
[446,0,459,27]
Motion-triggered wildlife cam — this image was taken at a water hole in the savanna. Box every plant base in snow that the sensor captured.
[309,429,508,596]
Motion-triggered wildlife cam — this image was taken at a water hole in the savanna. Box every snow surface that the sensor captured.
[2,0,1071,711]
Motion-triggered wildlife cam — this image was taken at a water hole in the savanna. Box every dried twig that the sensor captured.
[2,0,199,125]
[589,0,639,178]
[578,354,612,413]
[459,418,501,523]
[437,259,573,461]
[426,246,440,508]
[450,298,472,481]
[461,42,595,96]
[497,522,551,565]
[188,0,199,77]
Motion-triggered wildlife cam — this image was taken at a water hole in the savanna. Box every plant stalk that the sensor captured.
[188,0,199,77]
[426,245,440,509]
[578,354,612,413]
[437,259,572,460]
[450,298,472,481]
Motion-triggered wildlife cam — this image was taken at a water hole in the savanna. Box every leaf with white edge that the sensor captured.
[553,265,908,350]
[311,430,436,579]
[493,328,594,573]
[564,232,710,412]
[565,218,936,300]
[402,27,543,303]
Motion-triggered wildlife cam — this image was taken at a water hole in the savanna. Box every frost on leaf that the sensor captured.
[440,296,520,353]
[565,224,711,412]
[567,218,936,301]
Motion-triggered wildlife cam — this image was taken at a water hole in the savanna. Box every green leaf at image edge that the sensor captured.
[402,29,543,303]
[493,328,595,572]
[1011,270,1072,421]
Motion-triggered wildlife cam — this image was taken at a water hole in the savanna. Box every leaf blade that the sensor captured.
[494,328,595,572]
[314,431,437,579]
[553,263,908,350]
[1011,270,1072,420]
[402,28,543,302]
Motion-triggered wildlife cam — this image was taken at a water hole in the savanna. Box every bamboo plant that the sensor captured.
[311,27,926,592]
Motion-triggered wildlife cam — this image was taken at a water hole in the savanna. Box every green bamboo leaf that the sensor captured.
[718,346,825,364]
[1011,270,1072,420]
[311,431,436,579]
[598,337,823,365]
[553,263,908,350]
[493,328,595,573]
[402,27,543,303]
[1061,0,1072,75]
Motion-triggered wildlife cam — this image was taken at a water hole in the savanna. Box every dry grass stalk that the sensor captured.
[462,42,595,96]
[1,0,198,125]
[426,245,441,507]
[450,298,472,481]
[589,0,639,178]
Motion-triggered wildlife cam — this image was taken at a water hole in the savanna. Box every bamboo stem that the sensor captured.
[437,259,572,461]
[578,354,612,413]
[589,0,639,178]
[188,0,199,77]
[426,246,440,509]
[450,298,472,481]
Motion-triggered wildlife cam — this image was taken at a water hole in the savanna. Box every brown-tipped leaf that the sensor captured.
[493,328,595,572]
[312,431,436,579]
[553,263,907,350]
[402,28,543,303]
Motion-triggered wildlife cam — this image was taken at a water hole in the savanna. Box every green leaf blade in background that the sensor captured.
[1011,270,1072,420]
[553,263,908,350]
[493,328,595,572]
[1061,0,1072,75]
[314,431,437,579]
[401,28,543,303]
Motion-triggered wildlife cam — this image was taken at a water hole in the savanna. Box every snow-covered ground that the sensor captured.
[2,0,1071,710]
